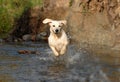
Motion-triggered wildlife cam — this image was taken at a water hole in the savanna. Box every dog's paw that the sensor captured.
[54,53,60,57]
[60,51,65,55]
[52,51,59,57]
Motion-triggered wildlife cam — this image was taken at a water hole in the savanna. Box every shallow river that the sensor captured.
[0,42,120,82]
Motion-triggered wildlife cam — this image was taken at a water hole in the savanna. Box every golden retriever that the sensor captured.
[43,18,69,56]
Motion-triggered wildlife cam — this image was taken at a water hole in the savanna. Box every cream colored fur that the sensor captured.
[43,18,69,56]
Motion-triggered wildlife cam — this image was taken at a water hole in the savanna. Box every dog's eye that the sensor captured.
[59,25,61,27]
[53,25,55,27]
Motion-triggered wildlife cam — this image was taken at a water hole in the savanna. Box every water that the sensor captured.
[0,42,120,82]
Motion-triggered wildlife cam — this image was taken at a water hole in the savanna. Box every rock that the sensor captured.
[0,39,4,43]
[22,34,32,41]
[18,50,38,54]
[22,33,48,41]
[39,32,47,36]
[36,32,48,41]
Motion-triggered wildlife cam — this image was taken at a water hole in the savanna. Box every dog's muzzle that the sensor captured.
[54,29,60,34]
[55,29,59,33]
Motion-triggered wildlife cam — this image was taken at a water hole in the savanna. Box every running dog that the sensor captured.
[43,18,69,56]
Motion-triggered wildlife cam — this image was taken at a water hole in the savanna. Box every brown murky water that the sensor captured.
[89,47,120,82]
[0,42,120,82]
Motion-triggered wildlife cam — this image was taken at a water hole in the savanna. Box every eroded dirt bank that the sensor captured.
[7,0,120,49]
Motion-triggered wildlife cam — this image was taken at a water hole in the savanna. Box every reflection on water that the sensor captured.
[0,42,120,82]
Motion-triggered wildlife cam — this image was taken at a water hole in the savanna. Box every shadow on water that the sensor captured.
[0,42,120,82]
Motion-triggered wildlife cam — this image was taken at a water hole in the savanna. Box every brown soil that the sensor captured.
[7,0,120,49]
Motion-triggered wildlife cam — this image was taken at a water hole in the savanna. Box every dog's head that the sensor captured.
[43,18,67,34]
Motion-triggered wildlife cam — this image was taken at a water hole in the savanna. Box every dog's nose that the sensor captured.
[55,29,59,33]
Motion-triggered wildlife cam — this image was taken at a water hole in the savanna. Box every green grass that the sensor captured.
[0,0,43,38]
[69,0,74,7]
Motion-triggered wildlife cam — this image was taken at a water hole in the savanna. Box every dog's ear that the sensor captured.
[43,18,52,24]
[60,20,67,25]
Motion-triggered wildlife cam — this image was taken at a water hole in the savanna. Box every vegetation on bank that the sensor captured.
[0,0,43,38]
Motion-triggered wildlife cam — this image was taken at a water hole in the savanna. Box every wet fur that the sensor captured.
[43,18,69,56]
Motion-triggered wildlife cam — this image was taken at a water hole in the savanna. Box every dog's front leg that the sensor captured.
[50,46,59,56]
[60,45,67,55]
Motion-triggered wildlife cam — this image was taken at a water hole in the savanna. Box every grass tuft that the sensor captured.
[0,0,43,38]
